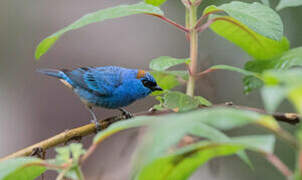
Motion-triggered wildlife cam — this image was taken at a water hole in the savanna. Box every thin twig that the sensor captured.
[194,10,224,30]
[146,13,189,33]
[265,153,293,178]
[195,68,216,79]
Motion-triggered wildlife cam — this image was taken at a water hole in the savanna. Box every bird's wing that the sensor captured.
[65,67,123,96]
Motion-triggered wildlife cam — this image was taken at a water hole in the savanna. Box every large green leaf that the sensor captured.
[0,157,46,180]
[245,47,302,73]
[136,135,275,180]
[149,56,189,71]
[190,122,252,168]
[243,47,302,93]
[214,1,283,40]
[209,16,289,60]
[204,4,289,60]
[132,108,273,176]
[35,2,163,59]
[144,0,167,6]
[276,0,302,10]
[91,107,276,180]
[136,143,243,180]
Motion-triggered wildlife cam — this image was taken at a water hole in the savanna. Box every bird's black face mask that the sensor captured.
[141,79,163,92]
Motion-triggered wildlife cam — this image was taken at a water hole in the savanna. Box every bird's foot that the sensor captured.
[123,111,133,119]
[91,119,102,132]
[31,147,45,159]
[119,108,133,119]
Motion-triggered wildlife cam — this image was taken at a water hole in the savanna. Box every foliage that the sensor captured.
[4,0,302,179]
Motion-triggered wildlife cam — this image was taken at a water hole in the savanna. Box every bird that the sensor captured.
[37,66,163,131]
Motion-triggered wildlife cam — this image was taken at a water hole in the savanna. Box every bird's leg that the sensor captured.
[86,106,102,132]
[118,108,133,119]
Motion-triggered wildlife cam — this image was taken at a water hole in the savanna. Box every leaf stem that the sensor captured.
[194,10,224,30]
[147,14,189,33]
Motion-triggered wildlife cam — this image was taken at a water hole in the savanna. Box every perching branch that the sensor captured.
[0,104,299,162]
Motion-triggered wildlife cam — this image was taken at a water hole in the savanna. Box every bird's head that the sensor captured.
[137,70,163,92]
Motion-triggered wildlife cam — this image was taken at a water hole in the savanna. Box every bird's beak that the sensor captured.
[151,86,163,91]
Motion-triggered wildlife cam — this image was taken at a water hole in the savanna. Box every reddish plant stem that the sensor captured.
[265,153,293,178]
[194,10,224,30]
[195,68,216,79]
[146,13,189,33]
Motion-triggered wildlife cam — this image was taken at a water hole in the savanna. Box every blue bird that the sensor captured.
[38,66,162,130]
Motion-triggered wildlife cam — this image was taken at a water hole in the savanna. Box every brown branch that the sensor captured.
[216,103,300,125]
[0,104,299,162]
[0,115,123,162]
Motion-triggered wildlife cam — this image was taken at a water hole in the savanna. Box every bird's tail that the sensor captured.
[37,69,67,79]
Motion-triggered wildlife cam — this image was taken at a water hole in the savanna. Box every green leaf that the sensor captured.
[0,157,46,180]
[204,3,289,60]
[243,76,264,94]
[93,116,154,144]
[194,96,212,106]
[243,47,302,93]
[150,71,180,91]
[55,143,86,164]
[167,70,189,80]
[136,135,275,180]
[230,135,275,153]
[208,16,289,60]
[136,142,244,180]
[163,91,202,112]
[262,70,302,113]
[288,85,302,113]
[35,2,163,59]
[245,47,302,73]
[205,2,284,41]
[144,0,167,6]
[276,0,302,10]
[190,122,252,168]
[149,56,189,71]
[261,86,287,113]
[262,69,302,86]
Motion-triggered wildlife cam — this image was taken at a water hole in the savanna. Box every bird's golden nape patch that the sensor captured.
[60,79,72,89]
[136,70,146,79]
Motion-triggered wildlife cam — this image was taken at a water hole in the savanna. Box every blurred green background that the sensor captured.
[1,0,302,179]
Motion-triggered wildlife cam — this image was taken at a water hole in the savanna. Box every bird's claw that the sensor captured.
[122,111,133,119]
[31,147,44,159]
[91,119,102,132]
[119,108,133,119]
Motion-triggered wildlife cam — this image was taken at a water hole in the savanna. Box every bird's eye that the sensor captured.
[142,79,156,88]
